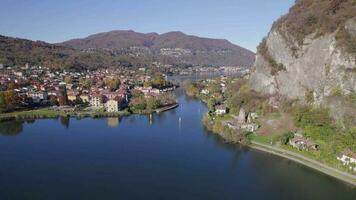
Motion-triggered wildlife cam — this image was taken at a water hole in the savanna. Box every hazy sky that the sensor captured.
[0,0,294,51]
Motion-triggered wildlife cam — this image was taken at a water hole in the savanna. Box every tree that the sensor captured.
[0,92,6,113]
[49,95,58,106]
[106,78,121,91]
[129,95,147,111]
[79,78,93,89]
[143,81,152,88]
[64,76,73,84]
[146,96,159,111]
[3,91,20,111]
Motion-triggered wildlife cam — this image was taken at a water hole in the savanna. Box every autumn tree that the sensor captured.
[0,92,6,113]
[64,76,73,84]
[105,78,121,91]
[146,96,160,111]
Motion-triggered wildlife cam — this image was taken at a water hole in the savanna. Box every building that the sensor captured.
[241,123,259,132]
[105,99,119,112]
[289,133,319,150]
[27,91,48,103]
[201,89,209,95]
[337,149,356,171]
[67,90,80,102]
[215,104,227,115]
[90,94,104,108]
[237,108,247,124]
[79,94,90,103]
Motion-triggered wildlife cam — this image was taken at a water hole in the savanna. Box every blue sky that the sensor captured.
[0,0,294,51]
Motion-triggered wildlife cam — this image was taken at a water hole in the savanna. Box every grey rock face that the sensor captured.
[250,21,356,105]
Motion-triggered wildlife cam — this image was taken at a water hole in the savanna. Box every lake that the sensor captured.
[0,88,355,200]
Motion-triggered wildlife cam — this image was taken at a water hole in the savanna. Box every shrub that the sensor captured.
[294,106,332,127]
[273,0,356,49]
[335,26,356,55]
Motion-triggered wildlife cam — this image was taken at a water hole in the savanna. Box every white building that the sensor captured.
[337,149,356,171]
[201,89,209,95]
[105,99,119,113]
[27,91,48,103]
[90,95,104,108]
[215,105,227,115]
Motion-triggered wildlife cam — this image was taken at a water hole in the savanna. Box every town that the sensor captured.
[0,64,178,117]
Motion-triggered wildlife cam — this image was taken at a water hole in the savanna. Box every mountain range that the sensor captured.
[0,31,255,70]
[59,30,255,67]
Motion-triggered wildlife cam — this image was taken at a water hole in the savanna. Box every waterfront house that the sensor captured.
[105,99,119,112]
[105,97,126,112]
[90,94,104,108]
[337,149,356,171]
[27,91,48,103]
[67,90,80,102]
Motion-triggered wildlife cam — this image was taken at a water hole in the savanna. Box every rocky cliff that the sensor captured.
[250,0,355,106]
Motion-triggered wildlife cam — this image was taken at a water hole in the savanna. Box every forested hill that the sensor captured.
[59,30,255,67]
[0,35,125,70]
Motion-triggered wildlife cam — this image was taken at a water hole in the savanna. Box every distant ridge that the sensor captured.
[59,30,255,67]
[0,30,255,70]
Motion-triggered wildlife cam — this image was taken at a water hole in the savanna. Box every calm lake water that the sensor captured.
[0,89,355,200]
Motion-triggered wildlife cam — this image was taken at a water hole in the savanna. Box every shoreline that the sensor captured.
[0,103,180,122]
[197,95,356,187]
[155,103,179,113]
[249,141,356,187]
[205,121,356,187]
[201,111,356,187]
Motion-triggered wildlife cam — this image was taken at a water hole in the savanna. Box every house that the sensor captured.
[237,108,247,124]
[289,133,319,150]
[90,94,104,108]
[105,97,126,112]
[67,90,80,102]
[79,94,90,103]
[337,149,356,171]
[201,89,209,95]
[241,123,259,132]
[106,99,119,112]
[215,104,227,115]
[27,91,48,103]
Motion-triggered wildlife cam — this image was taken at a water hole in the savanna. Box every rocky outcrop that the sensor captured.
[250,19,356,105]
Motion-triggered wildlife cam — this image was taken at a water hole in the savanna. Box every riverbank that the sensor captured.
[0,103,180,122]
[249,141,356,187]
[203,114,356,187]
[0,108,131,122]
[156,103,179,113]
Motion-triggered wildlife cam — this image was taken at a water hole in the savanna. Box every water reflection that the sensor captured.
[0,120,24,136]
[107,117,120,128]
[59,116,70,129]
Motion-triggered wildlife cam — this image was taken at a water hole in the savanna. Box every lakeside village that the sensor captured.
[185,76,356,174]
[0,64,178,120]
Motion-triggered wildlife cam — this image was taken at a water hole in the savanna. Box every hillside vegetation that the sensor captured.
[273,0,356,54]
[60,30,255,67]
[0,35,128,70]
